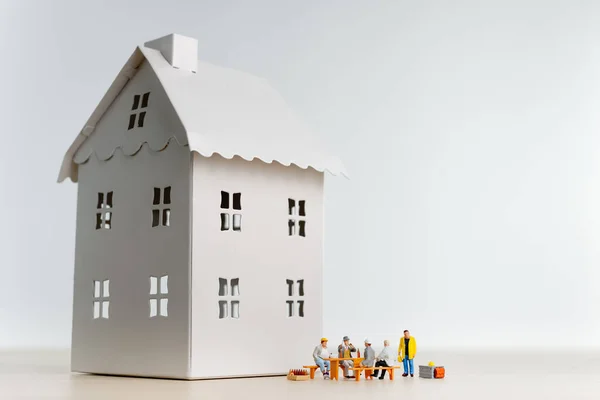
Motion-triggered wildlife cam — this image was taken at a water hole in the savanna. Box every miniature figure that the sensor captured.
[360,338,375,368]
[398,330,417,377]
[312,338,331,379]
[372,340,394,379]
[338,336,357,378]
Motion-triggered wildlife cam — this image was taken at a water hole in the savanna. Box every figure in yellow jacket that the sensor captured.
[398,330,417,377]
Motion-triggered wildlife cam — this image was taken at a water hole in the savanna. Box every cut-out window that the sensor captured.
[231,278,240,296]
[128,114,136,130]
[299,200,306,217]
[297,279,304,296]
[160,299,168,317]
[218,301,228,319]
[93,279,110,319]
[96,192,113,230]
[220,213,229,231]
[286,279,305,318]
[132,94,140,110]
[218,278,228,296]
[163,209,171,226]
[152,187,172,228]
[152,210,160,227]
[218,278,240,319]
[220,191,229,209]
[232,193,242,210]
[149,275,169,318]
[141,92,150,108]
[231,301,240,319]
[233,214,242,231]
[138,112,146,127]
[220,191,242,232]
[299,221,306,237]
[128,92,150,130]
[288,198,306,237]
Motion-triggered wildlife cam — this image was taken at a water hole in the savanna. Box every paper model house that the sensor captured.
[57,33,347,380]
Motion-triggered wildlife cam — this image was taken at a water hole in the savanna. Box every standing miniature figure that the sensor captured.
[312,338,331,379]
[338,336,357,379]
[372,340,394,380]
[398,330,417,377]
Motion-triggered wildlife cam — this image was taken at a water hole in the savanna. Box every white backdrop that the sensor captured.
[1,0,600,350]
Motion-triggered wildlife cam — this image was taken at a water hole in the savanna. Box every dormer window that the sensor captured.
[128,92,150,130]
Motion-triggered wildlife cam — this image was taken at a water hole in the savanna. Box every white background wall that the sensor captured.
[1,0,600,350]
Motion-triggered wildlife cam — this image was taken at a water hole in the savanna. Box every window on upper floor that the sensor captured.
[152,187,171,227]
[96,191,113,230]
[286,279,305,317]
[288,199,306,237]
[128,92,150,130]
[220,191,242,232]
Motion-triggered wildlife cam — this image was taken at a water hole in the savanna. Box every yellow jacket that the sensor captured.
[398,336,417,361]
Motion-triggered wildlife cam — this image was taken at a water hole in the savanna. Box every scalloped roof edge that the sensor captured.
[57,41,348,184]
[65,137,349,183]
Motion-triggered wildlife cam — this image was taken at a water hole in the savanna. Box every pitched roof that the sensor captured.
[57,42,348,183]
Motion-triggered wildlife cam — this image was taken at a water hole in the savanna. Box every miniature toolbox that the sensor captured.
[419,365,445,379]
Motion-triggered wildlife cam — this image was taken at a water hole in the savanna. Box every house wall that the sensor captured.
[190,153,324,378]
[71,62,192,379]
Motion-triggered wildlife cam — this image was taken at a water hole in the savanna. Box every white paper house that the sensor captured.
[57,34,347,379]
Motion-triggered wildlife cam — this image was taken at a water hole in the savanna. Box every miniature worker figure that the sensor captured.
[372,340,394,380]
[398,330,417,377]
[338,336,357,378]
[312,338,331,379]
[360,338,376,371]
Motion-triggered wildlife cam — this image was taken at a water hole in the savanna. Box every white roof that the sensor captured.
[57,43,348,183]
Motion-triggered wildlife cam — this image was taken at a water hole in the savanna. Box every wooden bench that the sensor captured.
[302,365,320,379]
[350,365,402,381]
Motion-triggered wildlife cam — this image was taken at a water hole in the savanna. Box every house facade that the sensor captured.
[58,33,347,379]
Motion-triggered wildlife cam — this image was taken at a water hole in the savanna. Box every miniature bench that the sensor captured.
[303,365,320,379]
[350,366,402,381]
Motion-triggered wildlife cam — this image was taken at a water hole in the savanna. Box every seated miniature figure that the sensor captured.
[360,338,375,371]
[372,340,394,379]
[337,335,357,378]
[312,338,331,379]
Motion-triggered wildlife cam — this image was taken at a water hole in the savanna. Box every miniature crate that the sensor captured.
[287,374,310,381]
[419,365,444,379]
[287,369,310,381]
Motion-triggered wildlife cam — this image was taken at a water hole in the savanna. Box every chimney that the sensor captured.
[144,34,198,73]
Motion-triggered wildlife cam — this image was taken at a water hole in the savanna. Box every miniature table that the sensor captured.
[326,358,364,380]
